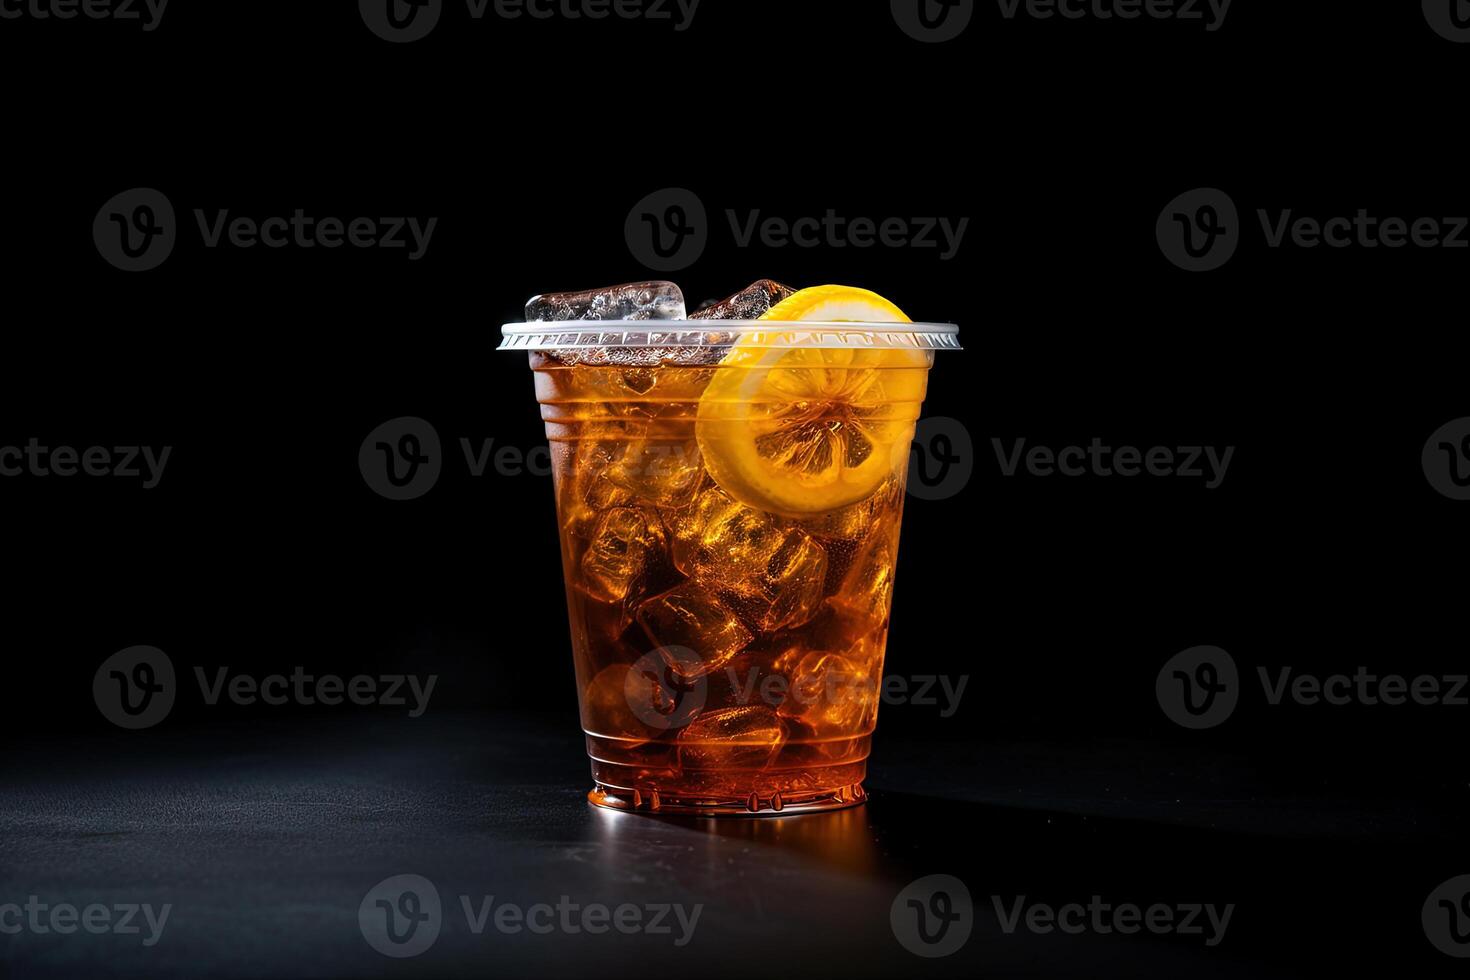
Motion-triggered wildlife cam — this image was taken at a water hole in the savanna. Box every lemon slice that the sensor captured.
[695,286,930,517]
[761,284,913,324]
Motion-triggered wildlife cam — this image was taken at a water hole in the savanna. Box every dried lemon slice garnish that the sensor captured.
[695,286,930,516]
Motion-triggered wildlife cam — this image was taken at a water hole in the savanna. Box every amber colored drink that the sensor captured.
[529,341,932,815]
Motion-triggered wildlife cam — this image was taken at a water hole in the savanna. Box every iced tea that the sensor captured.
[506,281,956,814]
[537,370,933,813]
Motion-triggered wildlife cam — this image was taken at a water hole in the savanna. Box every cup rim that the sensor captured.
[498,320,962,351]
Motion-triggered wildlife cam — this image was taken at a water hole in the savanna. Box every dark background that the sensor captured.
[2,1,1468,977]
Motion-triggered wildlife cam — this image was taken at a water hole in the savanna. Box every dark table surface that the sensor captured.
[0,711,1458,978]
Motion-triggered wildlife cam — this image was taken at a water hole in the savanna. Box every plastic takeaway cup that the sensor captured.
[501,318,959,814]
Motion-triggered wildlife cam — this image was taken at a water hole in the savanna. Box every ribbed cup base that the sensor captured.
[589,781,867,816]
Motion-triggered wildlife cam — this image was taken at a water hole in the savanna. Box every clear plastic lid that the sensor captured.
[499,320,961,352]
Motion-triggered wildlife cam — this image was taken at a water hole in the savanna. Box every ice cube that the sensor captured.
[801,604,888,660]
[636,584,753,682]
[606,438,704,510]
[668,485,731,573]
[584,472,635,512]
[829,531,897,628]
[797,478,902,540]
[756,532,828,631]
[690,280,796,320]
[777,650,876,735]
[670,486,788,592]
[620,368,658,394]
[669,486,829,631]
[579,507,663,603]
[526,281,687,322]
[678,705,785,770]
[561,442,636,540]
